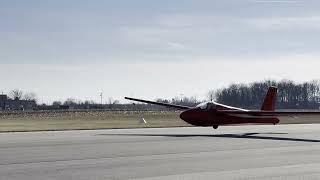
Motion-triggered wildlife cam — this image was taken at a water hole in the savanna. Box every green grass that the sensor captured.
[0,110,319,132]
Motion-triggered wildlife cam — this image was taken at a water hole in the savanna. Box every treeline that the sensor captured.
[155,96,200,107]
[213,80,320,109]
[38,96,201,111]
[5,79,320,111]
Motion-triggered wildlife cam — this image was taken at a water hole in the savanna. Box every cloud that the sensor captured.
[247,16,320,30]
[2,0,320,64]
[167,42,185,49]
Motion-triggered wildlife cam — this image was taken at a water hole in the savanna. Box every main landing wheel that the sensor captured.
[213,125,219,129]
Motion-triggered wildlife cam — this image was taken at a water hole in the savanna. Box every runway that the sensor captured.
[0,124,320,180]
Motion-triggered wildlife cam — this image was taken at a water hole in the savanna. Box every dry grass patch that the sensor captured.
[0,111,189,132]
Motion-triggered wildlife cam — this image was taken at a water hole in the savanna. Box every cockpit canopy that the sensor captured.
[196,101,249,111]
[196,102,216,110]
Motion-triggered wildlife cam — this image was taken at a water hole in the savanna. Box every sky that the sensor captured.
[1,0,320,104]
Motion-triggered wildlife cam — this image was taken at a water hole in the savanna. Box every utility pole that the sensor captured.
[100,92,103,108]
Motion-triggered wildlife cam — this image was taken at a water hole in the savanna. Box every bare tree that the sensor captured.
[23,92,37,102]
[10,89,23,100]
[52,101,62,106]
[113,100,119,104]
[107,97,113,105]
[207,90,216,101]
[63,98,78,106]
[107,97,119,109]
[84,100,95,105]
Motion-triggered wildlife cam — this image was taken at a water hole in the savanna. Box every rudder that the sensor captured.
[261,86,277,111]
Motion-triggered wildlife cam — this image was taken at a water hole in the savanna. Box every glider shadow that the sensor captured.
[101,132,320,143]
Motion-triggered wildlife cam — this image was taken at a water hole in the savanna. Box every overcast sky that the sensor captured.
[1,0,320,104]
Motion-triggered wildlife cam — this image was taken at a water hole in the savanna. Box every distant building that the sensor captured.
[0,95,7,110]
[0,94,37,111]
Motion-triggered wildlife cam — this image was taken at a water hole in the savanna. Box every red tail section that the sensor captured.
[261,86,277,111]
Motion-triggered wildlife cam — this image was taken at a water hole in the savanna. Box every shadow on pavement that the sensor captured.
[101,132,320,143]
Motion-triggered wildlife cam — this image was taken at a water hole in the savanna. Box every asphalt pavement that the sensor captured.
[0,124,320,180]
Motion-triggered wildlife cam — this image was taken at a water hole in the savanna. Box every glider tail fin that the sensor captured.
[261,86,277,111]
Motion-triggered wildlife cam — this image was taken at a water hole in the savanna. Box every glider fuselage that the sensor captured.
[179,103,279,127]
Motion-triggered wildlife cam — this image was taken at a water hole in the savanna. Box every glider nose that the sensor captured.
[180,109,200,126]
[180,110,188,121]
[180,109,193,122]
